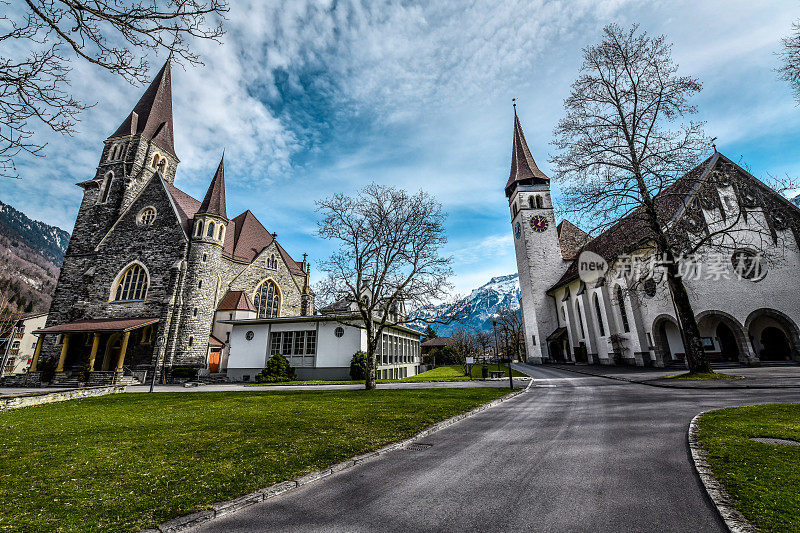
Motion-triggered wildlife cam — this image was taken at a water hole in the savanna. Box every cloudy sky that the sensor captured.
[2,0,799,295]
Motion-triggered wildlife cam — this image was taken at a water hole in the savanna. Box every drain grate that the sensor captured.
[750,437,800,446]
[406,442,433,451]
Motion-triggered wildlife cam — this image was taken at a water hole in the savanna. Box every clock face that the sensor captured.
[514,222,521,239]
[530,215,549,233]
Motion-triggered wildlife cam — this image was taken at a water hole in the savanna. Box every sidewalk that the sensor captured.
[550,364,800,389]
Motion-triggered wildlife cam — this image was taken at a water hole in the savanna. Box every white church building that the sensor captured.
[507,112,800,367]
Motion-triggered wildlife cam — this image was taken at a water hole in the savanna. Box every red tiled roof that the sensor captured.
[198,155,227,219]
[208,335,224,347]
[549,154,718,291]
[557,220,592,260]
[165,181,201,236]
[222,210,305,274]
[108,60,176,158]
[505,112,549,197]
[216,290,256,312]
[35,317,159,334]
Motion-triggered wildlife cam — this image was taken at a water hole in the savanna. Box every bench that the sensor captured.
[489,370,505,379]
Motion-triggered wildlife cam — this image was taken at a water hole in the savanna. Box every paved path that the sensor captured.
[125,378,526,393]
[190,365,800,533]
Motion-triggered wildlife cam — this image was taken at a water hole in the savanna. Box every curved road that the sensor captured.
[191,365,800,532]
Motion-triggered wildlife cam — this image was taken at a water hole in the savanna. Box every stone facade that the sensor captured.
[38,60,312,378]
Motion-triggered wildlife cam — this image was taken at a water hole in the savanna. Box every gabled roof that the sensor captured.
[557,220,592,260]
[549,154,719,290]
[216,290,256,312]
[505,111,549,197]
[108,59,176,158]
[222,210,305,273]
[198,155,227,219]
[164,181,201,236]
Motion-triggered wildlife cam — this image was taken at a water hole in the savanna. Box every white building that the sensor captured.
[507,112,800,367]
[1,313,48,376]
[225,298,423,381]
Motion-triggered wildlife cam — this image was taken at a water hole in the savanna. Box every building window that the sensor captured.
[195,220,204,237]
[188,336,194,347]
[254,280,280,318]
[137,207,157,226]
[335,326,344,338]
[218,225,224,241]
[593,294,606,336]
[731,249,765,281]
[206,221,215,238]
[643,278,657,298]
[198,280,203,289]
[528,196,534,209]
[112,263,148,302]
[193,307,198,317]
[575,301,585,337]
[536,195,543,208]
[616,286,630,333]
[202,253,207,262]
[98,171,114,204]
[269,330,316,367]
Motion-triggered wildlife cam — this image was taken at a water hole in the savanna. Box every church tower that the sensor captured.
[506,107,565,363]
[175,155,229,367]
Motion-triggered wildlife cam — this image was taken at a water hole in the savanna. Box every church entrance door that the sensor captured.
[208,349,221,373]
[760,327,791,361]
[716,323,739,362]
[102,334,122,371]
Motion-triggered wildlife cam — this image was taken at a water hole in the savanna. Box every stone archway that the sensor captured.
[652,314,684,366]
[695,310,753,364]
[745,309,800,362]
[101,333,122,371]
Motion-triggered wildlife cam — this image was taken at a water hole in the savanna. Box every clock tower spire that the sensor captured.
[506,105,567,364]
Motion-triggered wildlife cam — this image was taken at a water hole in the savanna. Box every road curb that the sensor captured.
[551,365,800,389]
[687,410,758,533]
[145,384,530,532]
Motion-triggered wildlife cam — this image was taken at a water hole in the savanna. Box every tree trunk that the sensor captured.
[365,341,377,390]
[664,261,711,373]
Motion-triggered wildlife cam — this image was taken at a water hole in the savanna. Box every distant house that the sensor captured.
[225,297,422,381]
[421,337,455,355]
[1,313,48,376]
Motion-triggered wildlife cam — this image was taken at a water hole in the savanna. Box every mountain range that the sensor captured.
[415,273,521,336]
[0,199,69,315]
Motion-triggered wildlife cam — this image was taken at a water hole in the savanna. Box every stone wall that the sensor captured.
[0,385,126,411]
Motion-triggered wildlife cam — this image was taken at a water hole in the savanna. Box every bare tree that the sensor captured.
[551,24,717,372]
[779,19,800,102]
[494,307,524,362]
[450,327,477,377]
[1,0,228,178]
[0,286,23,375]
[474,330,492,361]
[316,183,462,389]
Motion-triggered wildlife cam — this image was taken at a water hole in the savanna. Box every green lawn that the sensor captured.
[0,388,510,532]
[668,371,741,380]
[401,363,526,382]
[698,404,800,532]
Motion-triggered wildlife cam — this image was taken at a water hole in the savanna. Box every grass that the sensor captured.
[667,371,741,380]
[0,388,510,532]
[698,404,800,533]
[400,363,526,382]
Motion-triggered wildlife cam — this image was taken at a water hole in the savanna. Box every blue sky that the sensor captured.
[2,0,799,295]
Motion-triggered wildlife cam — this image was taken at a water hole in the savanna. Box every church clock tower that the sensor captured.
[505,107,566,364]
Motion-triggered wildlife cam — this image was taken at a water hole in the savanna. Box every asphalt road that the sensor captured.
[190,365,800,532]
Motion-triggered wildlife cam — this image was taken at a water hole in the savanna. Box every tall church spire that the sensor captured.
[505,106,549,197]
[198,154,227,219]
[108,58,176,158]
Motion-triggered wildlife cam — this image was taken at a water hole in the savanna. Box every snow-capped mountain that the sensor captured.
[415,273,521,336]
[0,199,69,314]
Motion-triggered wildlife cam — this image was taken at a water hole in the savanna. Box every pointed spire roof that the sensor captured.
[198,155,227,219]
[505,108,549,197]
[108,59,176,158]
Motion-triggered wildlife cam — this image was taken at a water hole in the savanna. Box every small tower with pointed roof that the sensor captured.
[506,106,567,364]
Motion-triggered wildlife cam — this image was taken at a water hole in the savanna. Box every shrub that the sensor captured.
[171,367,198,379]
[38,356,57,383]
[256,354,297,383]
[349,351,369,380]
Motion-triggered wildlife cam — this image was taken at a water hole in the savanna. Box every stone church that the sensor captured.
[508,110,800,367]
[29,60,313,384]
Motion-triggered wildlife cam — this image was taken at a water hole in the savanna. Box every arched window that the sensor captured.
[217,224,224,241]
[593,293,606,336]
[188,336,194,347]
[113,263,148,302]
[536,195,544,209]
[195,220,204,237]
[151,154,161,169]
[528,196,534,209]
[512,203,518,216]
[98,171,114,204]
[616,286,630,333]
[575,301,585,337]
[206,221,215,238]
[254,280,280,318]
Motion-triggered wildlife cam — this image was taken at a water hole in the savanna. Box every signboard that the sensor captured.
[466,356,475,364]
